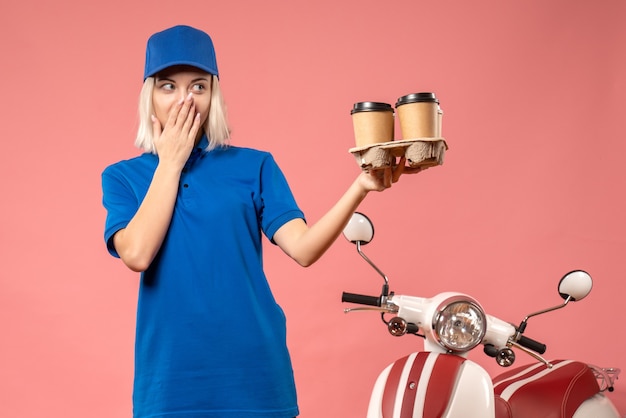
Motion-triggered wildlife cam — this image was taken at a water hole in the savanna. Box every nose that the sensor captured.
[178,91,194,104]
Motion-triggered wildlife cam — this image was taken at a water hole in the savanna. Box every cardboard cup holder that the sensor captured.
[349,137,447,171]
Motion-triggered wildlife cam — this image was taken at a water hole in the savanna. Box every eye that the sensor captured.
[155,81,175,92]
[191,83,207,93]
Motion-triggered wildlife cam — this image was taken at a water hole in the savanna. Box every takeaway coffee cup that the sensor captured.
[395,92,441,139]
[351,102,395,148]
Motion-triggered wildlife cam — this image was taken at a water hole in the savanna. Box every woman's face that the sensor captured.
[152,65,212,136]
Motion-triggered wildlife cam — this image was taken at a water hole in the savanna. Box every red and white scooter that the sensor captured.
[341,212,621,418]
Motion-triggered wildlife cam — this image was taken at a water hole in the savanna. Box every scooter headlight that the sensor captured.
[432,296,486,353]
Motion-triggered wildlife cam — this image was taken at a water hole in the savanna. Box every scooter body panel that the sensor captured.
[367,352,495,418]
[493,360,621,418]
[572,393,621,418]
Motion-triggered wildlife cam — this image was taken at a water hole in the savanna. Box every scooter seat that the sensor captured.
[492,360,599,418]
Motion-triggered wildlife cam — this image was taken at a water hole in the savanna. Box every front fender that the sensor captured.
[367,352,495,418]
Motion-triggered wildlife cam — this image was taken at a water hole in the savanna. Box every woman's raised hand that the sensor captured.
[358,157,424,191]
[152,93,202,169]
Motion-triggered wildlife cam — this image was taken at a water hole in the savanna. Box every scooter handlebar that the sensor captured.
[342,292,381,307]
[518,335,547,354]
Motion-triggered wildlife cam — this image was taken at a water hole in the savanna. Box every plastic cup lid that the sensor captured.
[351,102,394,114]
[395,92,439,107]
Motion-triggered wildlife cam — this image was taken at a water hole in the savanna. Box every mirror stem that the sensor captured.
[517,296,572,334]
[356,241,389,297]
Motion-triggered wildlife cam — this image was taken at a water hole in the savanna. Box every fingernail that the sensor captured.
[186,92,193,101]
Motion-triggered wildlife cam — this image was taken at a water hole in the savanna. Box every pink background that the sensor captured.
[2,0,625,416]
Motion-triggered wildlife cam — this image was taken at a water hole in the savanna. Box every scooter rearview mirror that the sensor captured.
[558,270,592,302]
[518,270,592,336]
[343,212,374,245]
[343,212,389,297]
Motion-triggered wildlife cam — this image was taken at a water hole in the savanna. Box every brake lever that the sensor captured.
[344,306,397,314]
[508,340,553,368]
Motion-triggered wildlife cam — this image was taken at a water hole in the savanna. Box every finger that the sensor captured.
[183,103,203,142]
[383,167,392,188]
[188,112,202,140]
[368,169,383,186]
[403,166,424,174]
[392,157,406,183]
[175,93,195,127]
[164,96,185,128]
[181,102,196,134]
[151,114,162,140]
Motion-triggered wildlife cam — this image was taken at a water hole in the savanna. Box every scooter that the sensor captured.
[341,212,621,418]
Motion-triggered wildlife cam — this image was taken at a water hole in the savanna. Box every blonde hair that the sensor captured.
[134,76,230,153]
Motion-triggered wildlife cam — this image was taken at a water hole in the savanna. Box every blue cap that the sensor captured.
[144,25,219,80]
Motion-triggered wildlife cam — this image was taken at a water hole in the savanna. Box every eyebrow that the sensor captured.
[156,76,211,83]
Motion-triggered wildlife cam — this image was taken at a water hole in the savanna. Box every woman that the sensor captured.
[102,25,418,418]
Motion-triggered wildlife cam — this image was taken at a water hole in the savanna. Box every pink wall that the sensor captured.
[1,0,625,416]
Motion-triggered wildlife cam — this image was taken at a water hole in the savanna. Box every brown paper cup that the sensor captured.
[395,93,439,139]
[351,102,394,148]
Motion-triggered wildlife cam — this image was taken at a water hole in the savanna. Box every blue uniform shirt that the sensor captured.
[102,136,304,417]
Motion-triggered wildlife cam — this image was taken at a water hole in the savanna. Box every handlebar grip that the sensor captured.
[341,292,381,307]
[518,335,547,354]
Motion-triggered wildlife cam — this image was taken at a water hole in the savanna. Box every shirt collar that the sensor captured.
[196,134,209,150]
[183,134,209,171]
